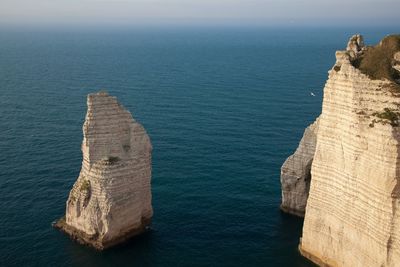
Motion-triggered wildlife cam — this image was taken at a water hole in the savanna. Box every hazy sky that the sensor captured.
[1,0,399,27]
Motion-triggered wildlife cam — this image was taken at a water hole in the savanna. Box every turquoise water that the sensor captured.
[0,27,396,266]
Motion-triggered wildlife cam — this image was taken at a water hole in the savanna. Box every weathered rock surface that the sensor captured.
[346,34,365,59]
[280,119,319,216]
[55,91,153,250]
[394,51,400,74]
[296,35,400,266]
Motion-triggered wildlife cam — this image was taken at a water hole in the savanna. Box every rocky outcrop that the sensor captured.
[280,119,319,216]
[292,35,400,266]
[394,52,400,74]
[346,34,365,59]
[55,91,153,250]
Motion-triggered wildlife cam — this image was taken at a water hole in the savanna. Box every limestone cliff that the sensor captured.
[55,91,153,250]
[291,34,400,266]
[280,119,319,216]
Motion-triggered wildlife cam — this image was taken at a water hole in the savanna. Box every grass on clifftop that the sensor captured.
[352,35,400,84]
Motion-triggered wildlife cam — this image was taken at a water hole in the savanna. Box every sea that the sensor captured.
[0,26,397,267]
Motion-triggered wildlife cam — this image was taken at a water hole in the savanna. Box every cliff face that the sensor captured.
[280,119,319,216]
[55,91,153,250]
[296,35,400,266]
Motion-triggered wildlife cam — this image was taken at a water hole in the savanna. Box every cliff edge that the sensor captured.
[283,34,400,266]
[54,91,153,250]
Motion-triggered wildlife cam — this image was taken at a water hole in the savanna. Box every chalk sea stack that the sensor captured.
[54,91,153,250]
[282,34,400,266]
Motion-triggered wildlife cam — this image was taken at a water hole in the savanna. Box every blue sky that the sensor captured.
[1,0,399,27]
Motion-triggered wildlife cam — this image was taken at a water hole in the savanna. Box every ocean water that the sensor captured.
[0,27,396,267]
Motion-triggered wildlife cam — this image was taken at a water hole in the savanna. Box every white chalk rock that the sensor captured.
[56,91,153,250]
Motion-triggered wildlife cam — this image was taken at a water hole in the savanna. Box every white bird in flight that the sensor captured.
[310,92,316,97]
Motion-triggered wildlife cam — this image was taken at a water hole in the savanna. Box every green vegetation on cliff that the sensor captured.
[352,35,400,84]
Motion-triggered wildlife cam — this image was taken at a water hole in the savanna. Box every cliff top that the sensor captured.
[352,34,400,84]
